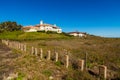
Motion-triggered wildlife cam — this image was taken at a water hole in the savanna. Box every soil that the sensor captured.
[0,41,19,80]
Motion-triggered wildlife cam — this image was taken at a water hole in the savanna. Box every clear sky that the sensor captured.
[0,0,120,37]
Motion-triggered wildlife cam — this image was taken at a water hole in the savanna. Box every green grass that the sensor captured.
[0,31,72,41]
[16,72,25,80]
[55,61,63,67]
[0,31,24,40]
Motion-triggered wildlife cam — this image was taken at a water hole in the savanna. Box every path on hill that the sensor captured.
[0,42,19,80]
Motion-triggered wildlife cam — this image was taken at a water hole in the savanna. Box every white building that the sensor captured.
[22,26,39,32]
[22,20,62,33]
[68,32,87,37]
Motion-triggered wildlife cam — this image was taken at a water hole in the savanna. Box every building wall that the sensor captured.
[78,33,84,37]
[39,26,62,33]
[23,21,62,33]
[69,33,86,37]
[25,28,37,32]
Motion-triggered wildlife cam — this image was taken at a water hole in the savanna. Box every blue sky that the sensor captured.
[0,0,120,37]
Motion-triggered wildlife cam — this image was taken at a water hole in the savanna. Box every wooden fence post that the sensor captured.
[24,44,27,52]
[66,55,69,68]
[55,52,58,62]
[99,65,107,79]
[18,43,20,49]
[35,48,38,56]
[17,42,19,49]
[6,40,9,46]
[40,48,43,59]
[22,44,24,51]
[47,50,51,60]
[78,59,84,71]
[20,43,22,50]
[31,47,34,55]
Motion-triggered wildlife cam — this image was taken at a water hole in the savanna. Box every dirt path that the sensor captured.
[0,41,19,80]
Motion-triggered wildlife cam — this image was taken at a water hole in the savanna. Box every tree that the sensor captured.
[0,21,22,32]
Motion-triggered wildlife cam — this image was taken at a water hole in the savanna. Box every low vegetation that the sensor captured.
[0,31,120,79]
[0,21,22,32]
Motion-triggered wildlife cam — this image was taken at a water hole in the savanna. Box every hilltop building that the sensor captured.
[22,20,62,33]
[68,32,87,37]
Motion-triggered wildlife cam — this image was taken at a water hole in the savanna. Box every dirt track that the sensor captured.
[0,41,19,80]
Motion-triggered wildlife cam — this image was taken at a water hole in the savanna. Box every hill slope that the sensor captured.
[0,31,120,79]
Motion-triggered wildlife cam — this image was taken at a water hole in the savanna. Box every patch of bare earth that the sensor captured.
[0,42,19,80]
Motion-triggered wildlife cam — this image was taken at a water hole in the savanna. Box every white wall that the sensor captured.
[25,28,37,32]
[39,25,62,33]
[70,33,85,37]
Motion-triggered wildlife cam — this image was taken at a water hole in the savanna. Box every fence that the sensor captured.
[1,39,107,79]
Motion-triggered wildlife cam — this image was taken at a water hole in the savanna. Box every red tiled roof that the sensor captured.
[23,23,61,30]
[35,24,60,29]
[22,26,39,30]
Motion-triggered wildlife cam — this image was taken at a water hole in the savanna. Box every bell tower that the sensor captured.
[40,20,43,25]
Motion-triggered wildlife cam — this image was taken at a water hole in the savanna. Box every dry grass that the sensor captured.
[23,36,120,79]
[1,34,120,79]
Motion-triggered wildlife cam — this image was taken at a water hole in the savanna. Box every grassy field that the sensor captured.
[0,31,120,79]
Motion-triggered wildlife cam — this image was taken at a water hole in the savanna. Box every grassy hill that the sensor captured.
[0,31,72,40]
[0,31,120,79]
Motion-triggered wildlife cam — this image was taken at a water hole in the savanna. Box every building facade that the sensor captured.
[22,21,62,33]
[68,32,87,37]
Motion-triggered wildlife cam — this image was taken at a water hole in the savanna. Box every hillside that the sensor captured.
[0,31,71,40]
[23,35,120,79]
[0,31,120,80]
